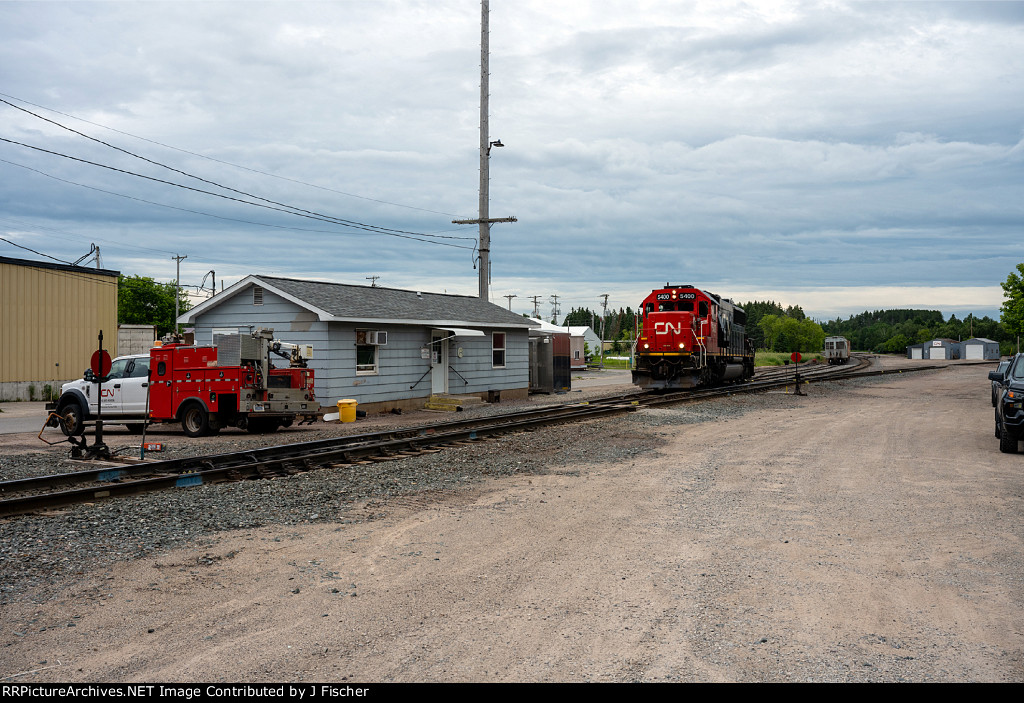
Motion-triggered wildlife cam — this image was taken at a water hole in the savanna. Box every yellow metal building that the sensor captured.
[0,256,119,401]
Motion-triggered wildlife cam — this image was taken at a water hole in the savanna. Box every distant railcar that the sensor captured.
[632,284,755,390]
[824,336,850,365]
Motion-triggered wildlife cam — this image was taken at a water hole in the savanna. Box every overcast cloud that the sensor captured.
[1,0,1022,322]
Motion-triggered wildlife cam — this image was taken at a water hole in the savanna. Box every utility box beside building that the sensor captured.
[530,336,554,394]
[528,332,571,393]
[551,331,571,391]
[528,319,572,393]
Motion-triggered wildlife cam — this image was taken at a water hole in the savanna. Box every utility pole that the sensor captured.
[549,294,560,324]
[600,294,610,368]
[453,0,516,301]
[529,295,542,318]
[503,293,517,311]
[172,254,187,335]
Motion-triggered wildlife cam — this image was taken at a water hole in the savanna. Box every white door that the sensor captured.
[96,356,132,414]
[431,332,448,394]
[912,348,922,359]
[965,344,983,360]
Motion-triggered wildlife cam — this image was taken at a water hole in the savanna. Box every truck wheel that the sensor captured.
[60,401,86,437]
[181,404,210,438]
[999,425,1019,454]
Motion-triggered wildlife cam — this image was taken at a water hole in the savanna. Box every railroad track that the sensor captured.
[0,354,955,517]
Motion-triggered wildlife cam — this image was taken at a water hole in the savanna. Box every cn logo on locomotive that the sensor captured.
[655,322,683,335]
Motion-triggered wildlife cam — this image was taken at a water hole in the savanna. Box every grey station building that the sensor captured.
[178,275,538,413]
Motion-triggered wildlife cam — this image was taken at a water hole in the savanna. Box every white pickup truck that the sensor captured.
[50,353,152,434]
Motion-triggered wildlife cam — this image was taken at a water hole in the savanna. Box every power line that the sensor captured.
[0,213,179,256]
[0,236,72,264]
[0,141,476,249]
[0,92,465,219]
[0,242,120,286]
[0,157,474,250]
[2,98,469,240]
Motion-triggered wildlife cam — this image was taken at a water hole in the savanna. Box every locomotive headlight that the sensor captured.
[643,343,649,349]
[678,343,685,349]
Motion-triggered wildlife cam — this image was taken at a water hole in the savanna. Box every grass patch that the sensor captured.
[596,357,631,369]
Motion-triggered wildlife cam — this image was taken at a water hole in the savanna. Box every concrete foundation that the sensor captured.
[0,379,73,403]
[344,387,529,417]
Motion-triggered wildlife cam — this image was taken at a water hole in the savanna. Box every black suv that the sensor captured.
[991,359,1011,406]
[992,353,1024,453]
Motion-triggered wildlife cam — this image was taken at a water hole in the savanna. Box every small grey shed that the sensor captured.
[961,338,1000,360]
[922,338,961,360]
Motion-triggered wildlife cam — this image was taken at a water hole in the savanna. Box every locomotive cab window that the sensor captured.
[699,301,709,317]
[678,301,694,312]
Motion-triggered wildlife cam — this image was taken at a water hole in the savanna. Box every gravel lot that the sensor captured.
[0,377,642,601]
[1,363,1020,682]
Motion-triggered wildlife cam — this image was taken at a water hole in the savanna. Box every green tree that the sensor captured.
[758,314,824,352]
[882,333,911,354]
[1001,263,1024,348]
[118,274,192,336]
[563,306,599,328]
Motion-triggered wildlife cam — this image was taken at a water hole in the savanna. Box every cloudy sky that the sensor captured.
[2,0,1022,322]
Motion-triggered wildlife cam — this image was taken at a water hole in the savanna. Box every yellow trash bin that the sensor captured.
[337,399,358,423]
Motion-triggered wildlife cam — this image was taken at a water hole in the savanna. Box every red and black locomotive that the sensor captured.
[632,284,755,390]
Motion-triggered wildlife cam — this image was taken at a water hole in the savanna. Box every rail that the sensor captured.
[0,354,959,518]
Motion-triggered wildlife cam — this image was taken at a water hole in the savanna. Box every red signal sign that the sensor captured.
[790,352,802,363]
[90,349,112,377]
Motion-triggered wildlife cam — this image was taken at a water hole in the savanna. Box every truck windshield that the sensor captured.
[1012,356,1024,381]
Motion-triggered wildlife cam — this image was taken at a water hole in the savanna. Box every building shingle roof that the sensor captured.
[184,275,537,329]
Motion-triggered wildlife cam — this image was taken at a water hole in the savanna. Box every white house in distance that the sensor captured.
[178,275,538,413]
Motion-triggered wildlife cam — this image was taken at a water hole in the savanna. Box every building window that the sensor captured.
[356,329,378,374]
[492,332,506,368]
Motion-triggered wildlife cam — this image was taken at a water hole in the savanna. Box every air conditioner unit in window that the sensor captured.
[366,330,388,346]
